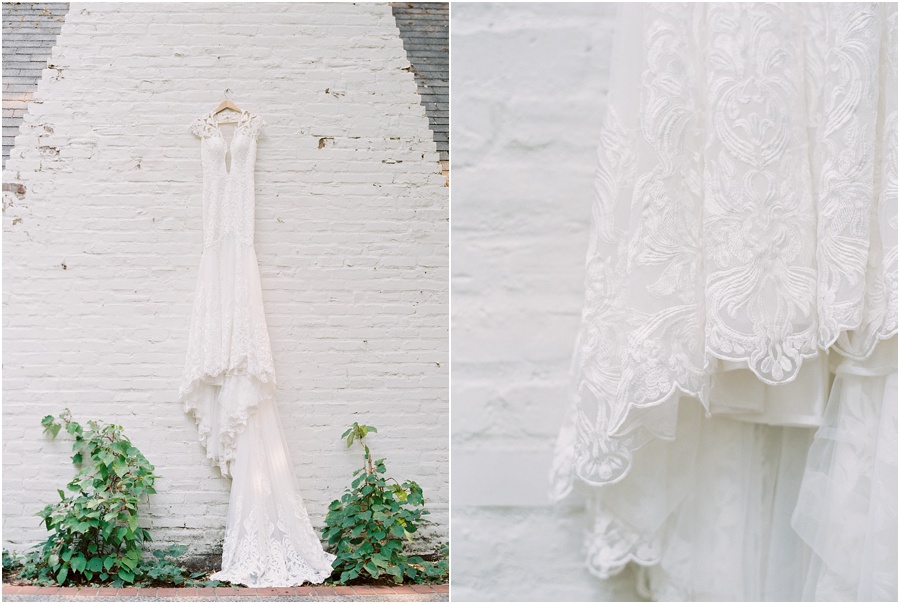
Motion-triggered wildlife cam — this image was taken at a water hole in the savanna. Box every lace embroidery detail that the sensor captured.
[551,1,898,499]
[211,401,336,587]
[814,4,883,349]
[551,5,898,598]
[585,498,662,580]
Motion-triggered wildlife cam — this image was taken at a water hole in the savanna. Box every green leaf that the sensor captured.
[117,568,134,583]
[363,561,379,578]
[56,566,68,584]
[87,557,103,572]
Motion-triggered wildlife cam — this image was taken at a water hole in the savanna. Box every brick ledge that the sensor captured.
[2,583,449,601]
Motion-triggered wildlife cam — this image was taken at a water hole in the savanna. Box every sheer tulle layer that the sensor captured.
[792,340,898,601]
[571,338,897,601]
[211,395,336,587]
[183,373,274,478]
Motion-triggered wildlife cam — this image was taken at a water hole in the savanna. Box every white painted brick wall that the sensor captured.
[2,2,448,562]
[450,3,638,600]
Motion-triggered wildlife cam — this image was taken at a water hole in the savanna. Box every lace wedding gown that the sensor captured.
[552,3,897,601]
[180,109,335,587]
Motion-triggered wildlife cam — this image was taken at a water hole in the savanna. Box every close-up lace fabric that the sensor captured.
[551,3,898,601]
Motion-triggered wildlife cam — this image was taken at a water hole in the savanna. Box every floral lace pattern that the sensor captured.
[551,2,898,587]
[211,397,336,587]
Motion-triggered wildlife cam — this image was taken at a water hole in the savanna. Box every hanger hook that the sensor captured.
[224,88,233,99]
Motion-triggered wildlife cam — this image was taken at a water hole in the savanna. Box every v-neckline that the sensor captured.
[210,110,250,176]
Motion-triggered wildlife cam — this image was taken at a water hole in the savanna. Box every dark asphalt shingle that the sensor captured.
[2,1,69,170]
[390,2,449,164]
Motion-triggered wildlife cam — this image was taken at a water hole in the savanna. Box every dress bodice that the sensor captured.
[190,110,267,248]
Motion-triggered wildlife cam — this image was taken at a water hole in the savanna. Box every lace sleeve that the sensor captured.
[190,115,213,139]
[246,114,268,139]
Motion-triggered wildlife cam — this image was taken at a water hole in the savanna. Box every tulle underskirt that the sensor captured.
[183,373,275,478]
[210,395,336,587]
[582,337,898,601]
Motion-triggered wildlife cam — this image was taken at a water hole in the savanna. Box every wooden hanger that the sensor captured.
[212,90,243,124]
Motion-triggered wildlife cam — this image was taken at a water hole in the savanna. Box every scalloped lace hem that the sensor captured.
[182,371,275,478]
[210,559,334,588]
[558,336,897,600]
[554,326,897,494]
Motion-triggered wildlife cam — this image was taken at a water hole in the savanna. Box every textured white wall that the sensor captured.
[451,3,638,600]
[2,2,448,561]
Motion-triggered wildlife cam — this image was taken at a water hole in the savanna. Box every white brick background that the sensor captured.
[2,2,448,562]
[451,3,638,600]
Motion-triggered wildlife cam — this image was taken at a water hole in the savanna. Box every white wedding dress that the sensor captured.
[180,109,335,587]
[552,3,897,601]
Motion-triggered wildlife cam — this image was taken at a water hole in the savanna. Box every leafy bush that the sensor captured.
[3,549,23,575]
[322,423,448,584]
[30,410,158,585]
[14,410,218,588]
[135,544,213,587]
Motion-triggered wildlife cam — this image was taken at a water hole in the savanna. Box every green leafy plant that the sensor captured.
[29,410,157,586]
[322,422,448,584]
[10,412,224,588]
[135,545,218,587]
[3,549,23,575]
